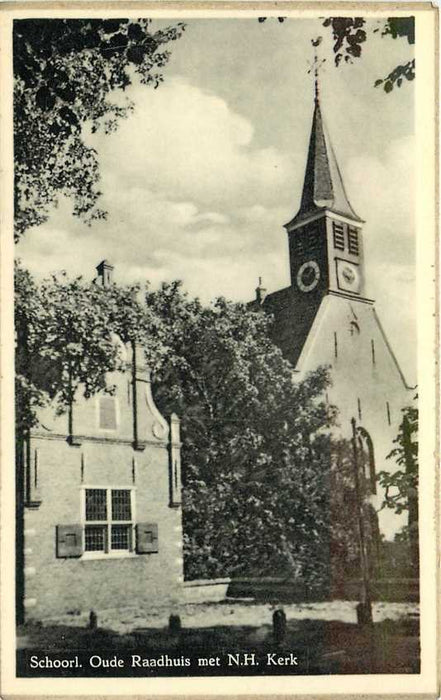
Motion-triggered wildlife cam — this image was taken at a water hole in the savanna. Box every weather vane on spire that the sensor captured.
[308,36,326,102]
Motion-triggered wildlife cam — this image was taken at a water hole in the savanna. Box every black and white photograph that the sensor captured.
[0,3,438,696]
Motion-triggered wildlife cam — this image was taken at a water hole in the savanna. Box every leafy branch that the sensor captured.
[323,16,415,92]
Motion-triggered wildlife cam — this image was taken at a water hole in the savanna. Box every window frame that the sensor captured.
[81,485,137,560]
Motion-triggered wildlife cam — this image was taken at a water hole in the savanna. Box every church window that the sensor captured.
[348,227,359,255]
[333,332,338,358]
[98,396,118,430]
[386,402,391,426]
[333,222,345,250]
[83,488,134,555]
[357,398,362,421]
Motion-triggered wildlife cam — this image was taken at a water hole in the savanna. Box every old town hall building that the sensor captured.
[252,89,413,534]
[17,267,184,622]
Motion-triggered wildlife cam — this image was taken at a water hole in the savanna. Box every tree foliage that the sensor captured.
[322,16,415,92]
[257,16,415,93]
[377,399,418,515]
[14,259,167,430]
[13,18,185,240]
[377,398,418,570]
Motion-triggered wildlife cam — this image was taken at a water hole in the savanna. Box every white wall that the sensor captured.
[296,294,413,539]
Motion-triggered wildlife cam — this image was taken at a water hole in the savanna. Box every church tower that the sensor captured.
[285,86,365,303]
[254,84,413,537]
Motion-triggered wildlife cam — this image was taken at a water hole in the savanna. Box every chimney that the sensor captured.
[95,260,114,287]
[255,277,267,305]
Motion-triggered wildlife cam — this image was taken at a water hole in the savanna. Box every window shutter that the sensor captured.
[348,227,359,255]
[333,222,345,250]
[56,525,83,558]
[136,523,159,554]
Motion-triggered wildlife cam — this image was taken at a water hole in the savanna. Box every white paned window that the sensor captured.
[83,488,134,554]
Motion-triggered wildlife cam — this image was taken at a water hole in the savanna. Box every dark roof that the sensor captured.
[286,99,362,228]
[259,286,323,367]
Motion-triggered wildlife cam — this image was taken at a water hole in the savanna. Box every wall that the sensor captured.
[296,293,413,536]
[183,579,231,604]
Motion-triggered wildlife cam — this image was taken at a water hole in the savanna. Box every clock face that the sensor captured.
[296,261,320,292]
[336,259,361,293]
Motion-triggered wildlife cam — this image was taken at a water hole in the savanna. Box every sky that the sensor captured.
[16,17,416,383]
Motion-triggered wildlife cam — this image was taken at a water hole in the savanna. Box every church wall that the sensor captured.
[296,294,413,537]
[261,90,415,546]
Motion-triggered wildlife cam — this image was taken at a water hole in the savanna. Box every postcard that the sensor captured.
[0,2,438,697]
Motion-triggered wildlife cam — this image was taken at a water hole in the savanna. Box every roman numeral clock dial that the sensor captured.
[296,260,320,292]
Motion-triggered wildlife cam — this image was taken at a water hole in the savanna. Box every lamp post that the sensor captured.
[351,417,373,625]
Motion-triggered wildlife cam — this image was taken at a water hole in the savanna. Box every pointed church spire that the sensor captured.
[286,59,362,229]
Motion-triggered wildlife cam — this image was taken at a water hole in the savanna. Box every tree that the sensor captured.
[13,18,185,240]
[377,398,418,571]
[145,281,367,587]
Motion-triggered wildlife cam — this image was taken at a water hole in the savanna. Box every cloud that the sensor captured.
[345,135,415,272]
[18,78,296,297]
[93,77,297,211]
[343,136,416,382]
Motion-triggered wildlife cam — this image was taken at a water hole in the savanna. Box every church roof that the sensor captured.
[286,97,362,228]
[256,286,323,368]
